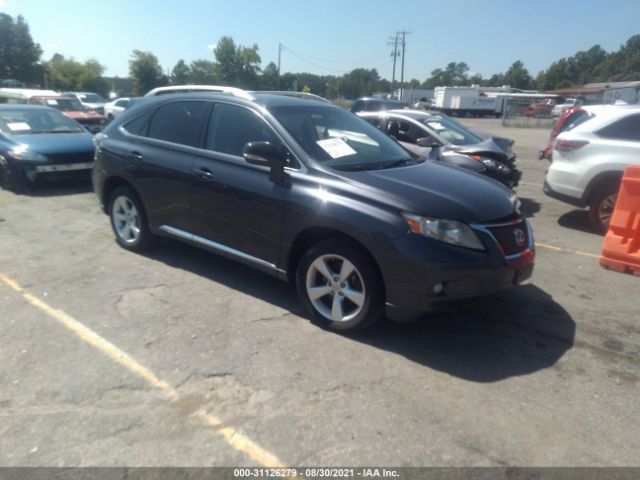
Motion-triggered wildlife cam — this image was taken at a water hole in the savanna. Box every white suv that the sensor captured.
[544,105,640,233]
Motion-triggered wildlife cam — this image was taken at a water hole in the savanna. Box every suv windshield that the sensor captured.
[0,109,84,135]
[79,93,106,103]
[421,114,484,145]
[271,105,412,171]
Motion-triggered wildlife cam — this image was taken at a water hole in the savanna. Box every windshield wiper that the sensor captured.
[35,130,78,134]
[379,159,415,170]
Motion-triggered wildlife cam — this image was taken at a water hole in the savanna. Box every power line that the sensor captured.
[281,44,389,64]
[282,48,351,73]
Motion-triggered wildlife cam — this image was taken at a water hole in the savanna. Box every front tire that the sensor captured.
[108,186,156,251]
[589,182,619,234]
[0,156,29,194]
[296,238,384,333]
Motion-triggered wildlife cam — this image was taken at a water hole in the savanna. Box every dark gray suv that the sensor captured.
[92,91,534,332]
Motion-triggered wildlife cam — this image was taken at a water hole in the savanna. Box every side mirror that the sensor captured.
[243,141,287,183]
[416,137,440,148]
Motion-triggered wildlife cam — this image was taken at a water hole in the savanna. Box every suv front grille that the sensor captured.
[47,152,94,165]
[482,217,530,256]
[77,118,103,126]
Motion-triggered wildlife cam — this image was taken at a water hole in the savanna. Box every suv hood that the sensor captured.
[341,161,517,224]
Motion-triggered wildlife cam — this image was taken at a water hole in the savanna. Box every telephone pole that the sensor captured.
[397,30,411,101]
[388,34,400,97]
[277,43,283,89]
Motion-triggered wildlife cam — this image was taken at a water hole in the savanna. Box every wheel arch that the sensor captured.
[102,175,142,214]
[583,170,623,204]
[285,227,386,294]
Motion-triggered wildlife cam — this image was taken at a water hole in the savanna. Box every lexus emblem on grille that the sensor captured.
[514,228,526,247]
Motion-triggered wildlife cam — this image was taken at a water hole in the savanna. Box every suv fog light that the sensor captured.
[433,282,444,294]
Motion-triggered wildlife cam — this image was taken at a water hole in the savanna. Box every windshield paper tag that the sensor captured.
[427,122,445,130]
[7,122,31,131]
[316,138,357,159]
[46,99,58,105]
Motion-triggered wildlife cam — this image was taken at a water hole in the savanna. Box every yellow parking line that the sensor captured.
[535,242,600,259]
[0,273,285,468]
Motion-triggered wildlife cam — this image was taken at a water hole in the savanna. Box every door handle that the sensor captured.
[129,151,143,161]
[193,167,214,181]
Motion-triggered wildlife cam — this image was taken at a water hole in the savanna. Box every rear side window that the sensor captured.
[206,103,280,157]
[148,101,208,147]
[597,114,640,141]
[561,110,591,133]
[362,116,385,131]
[122,111,151,136]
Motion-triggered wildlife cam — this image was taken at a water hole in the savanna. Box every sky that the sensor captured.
[2,0,640,82]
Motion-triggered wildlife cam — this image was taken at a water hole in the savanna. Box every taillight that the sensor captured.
[554,139,589,151]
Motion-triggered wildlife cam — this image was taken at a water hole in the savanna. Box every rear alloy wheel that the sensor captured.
[108,186,156,251]
[296,238,384,333]
[589,183,619,234]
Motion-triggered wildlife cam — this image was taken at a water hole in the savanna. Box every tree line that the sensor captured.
[1,12,639,99]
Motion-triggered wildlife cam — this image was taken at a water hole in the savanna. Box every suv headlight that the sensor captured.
[9,145,47,162]
[403,213,485,250]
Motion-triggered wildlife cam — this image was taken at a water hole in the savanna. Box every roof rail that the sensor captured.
[143,85,255,100]
[251,91,332,104]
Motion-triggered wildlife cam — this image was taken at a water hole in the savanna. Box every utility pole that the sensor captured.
[398,30,411,101]
[388,34,400,97]
[277,43,282,90]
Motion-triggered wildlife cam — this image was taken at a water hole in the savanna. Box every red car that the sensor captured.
[28,95,107,133]
[538,106,590,160]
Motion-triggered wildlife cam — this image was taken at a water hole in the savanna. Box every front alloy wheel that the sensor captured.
[296,238,384,332]
[305,254,366,323]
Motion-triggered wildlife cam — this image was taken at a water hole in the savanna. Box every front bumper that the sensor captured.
[543,180,586,208]
[34,162,94,173]
[375,219,535,318]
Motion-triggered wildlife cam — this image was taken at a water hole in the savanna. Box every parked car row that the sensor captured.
[0,88,109,133]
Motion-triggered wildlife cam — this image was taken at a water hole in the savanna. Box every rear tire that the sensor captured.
[108,185,157,251]
[588,181,620,234]
[296,238,384,333]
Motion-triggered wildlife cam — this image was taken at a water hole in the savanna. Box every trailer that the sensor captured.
[433,86,509,117]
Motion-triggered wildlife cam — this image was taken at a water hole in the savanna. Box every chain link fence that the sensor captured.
[502,97,556,128]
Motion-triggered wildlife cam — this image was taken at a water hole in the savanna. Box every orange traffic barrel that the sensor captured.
[600,165,640,276]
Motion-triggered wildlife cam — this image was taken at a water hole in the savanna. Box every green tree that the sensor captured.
[43,54,108,95]
[44,53,84,91]
[171,59,191,84]
[188,59,218,84]
[340,68,379,99]
[503,60,533,89]
[422,62,469,88]
[468,73,484,85]
[129,50,167,95]
[213,36,261,88]
[0,13,43,84]
[259,62,279,90]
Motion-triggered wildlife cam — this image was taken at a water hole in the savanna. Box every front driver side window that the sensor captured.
[206,103,280,157]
